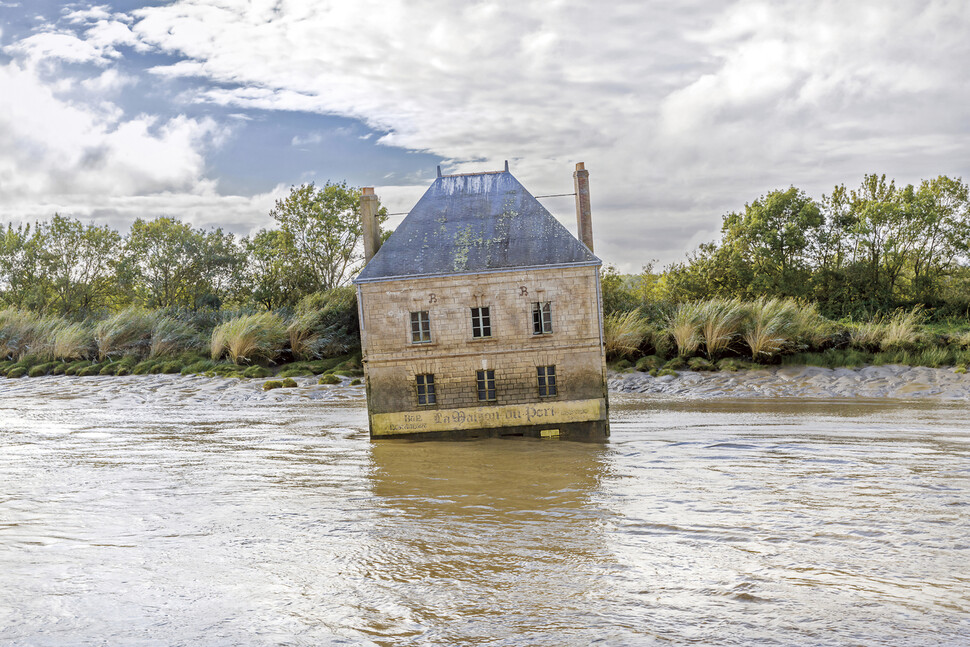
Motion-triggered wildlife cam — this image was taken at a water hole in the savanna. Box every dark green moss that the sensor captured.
[263,380,283,391]
[77,364,102,376]
[349,378,362,386]
[7,366,27,378]
[65,360,93,376]
[277,367,314,378]
[318,373,341,385]
[281,378,298,388]
[243,365,271,378]
[28,363,54,377]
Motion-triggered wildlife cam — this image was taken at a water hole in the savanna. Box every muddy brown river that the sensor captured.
[1,378,969,645]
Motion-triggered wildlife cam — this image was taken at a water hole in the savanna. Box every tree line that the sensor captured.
[0,182,386,317]
[609,174,970,320]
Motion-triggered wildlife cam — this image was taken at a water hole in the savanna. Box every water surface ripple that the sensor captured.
[1,381,969,645]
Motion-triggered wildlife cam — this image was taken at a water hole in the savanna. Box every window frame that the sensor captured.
[471,306,492,338]
[476,369,497,402]
[416,373,436,406]
[410,310,432,344]
[537,365,558,398]
[532,301,553,335]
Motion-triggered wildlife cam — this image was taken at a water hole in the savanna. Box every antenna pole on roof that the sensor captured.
[436,165,442,178]
[504,160,509,172]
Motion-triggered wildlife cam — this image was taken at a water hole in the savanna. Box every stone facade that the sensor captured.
[357,265,608,439]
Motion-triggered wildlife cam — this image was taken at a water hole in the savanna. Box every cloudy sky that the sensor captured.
[1,1,968,271]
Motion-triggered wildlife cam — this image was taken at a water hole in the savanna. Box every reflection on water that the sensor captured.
[1,385,969,645]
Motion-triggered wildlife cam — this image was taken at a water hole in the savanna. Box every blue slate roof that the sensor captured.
[354,169,599,283]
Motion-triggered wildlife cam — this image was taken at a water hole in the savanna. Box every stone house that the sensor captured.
[353,163,608,440]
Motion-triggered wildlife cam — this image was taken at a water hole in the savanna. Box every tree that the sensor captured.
[720,187,822,298]
[121,217,244,309]
[34,214,122,316]
[0,223,42,310]
[243,229,315,310]
[269,182,386,292]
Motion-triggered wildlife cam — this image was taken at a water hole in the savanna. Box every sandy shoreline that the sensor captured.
[609,364,970,400]
[1,364,970,404]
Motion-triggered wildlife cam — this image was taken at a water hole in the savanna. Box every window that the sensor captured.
[471,306,492,338]
[416,374,436,405]
[532,301,552,334]
[476,369,496,401]
[537,366,557,397]
[410,311,431,343]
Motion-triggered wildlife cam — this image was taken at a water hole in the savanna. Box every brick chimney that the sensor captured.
[361,187,381,263]
[573,162,593,252]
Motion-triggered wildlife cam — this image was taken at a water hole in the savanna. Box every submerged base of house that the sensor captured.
[369,397,609,442]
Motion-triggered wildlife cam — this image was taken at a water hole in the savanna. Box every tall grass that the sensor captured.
[52,322,96,361]
[667,302,703,357]
[0,308,40,360]
[94,308,156,360]
[880,307,925,351]
[604,310,649,359]
[211,312,288,364]
[697,298,745,359]
[742,298,795,360]
[150,317,201,358]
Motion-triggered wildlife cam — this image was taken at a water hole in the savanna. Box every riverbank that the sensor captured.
[610,364,970,400]
[2,364,970,403]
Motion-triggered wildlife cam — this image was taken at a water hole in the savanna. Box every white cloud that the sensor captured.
[0,60,226,211]
[5,31,115,65]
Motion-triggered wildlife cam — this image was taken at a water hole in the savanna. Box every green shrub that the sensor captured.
[263,380,284,391]
[243,365,272,378]
[211,312,288,364]
[955,364,967,374]
[613,359,632,371]
[77,364,101,376]
[51,362,69,375]
[687,357,716,371]
[6,366,27,378]
[635,355,663,371]
[94,308,156,360]
[287,287,360,360]
[318,373,341,385]
[281,378,298,388]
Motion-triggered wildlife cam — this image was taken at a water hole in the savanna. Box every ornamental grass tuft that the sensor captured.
[94,308,156,360]
[211,312,288,365]
[603,310,649,359]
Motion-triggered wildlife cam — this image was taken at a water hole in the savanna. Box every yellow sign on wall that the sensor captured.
[372,398,606,436]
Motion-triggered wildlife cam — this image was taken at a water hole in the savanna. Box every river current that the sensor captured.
[1,379,968,645]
